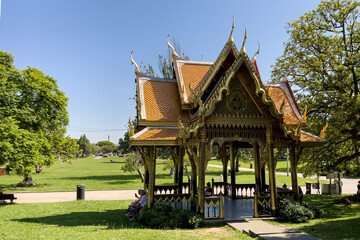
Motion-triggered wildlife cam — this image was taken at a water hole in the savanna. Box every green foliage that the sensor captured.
[137,204,204,229]
[118,131,135,154]
[96,140,116,153]
[278,198,321,223]
[96,140,115,147]
[121,152,144,182]
[157,147,171,159]
[271,0,360,176]
[0,51,73,179]
[77,134,93,155]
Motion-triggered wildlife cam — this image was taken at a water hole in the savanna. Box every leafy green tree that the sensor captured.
[271,0,360,175]
[77,134,93,155]
[100,144,116,153]
[0,51,76,184]
[121,152,144,182]
[118,131,135,154]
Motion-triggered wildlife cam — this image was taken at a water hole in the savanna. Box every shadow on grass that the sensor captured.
[14,209,142,229]
[298,217,360,240]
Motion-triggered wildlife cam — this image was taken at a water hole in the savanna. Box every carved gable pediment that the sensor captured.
[210,78,263,118]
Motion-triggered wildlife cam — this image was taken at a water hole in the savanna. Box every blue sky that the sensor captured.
[0,0,321,144]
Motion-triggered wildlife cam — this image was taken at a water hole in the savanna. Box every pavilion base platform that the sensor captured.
[223,197,254,221]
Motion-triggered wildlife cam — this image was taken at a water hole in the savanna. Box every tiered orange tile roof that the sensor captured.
[265,82,306,128]
[138,76,189,123]
[300,130,325,145]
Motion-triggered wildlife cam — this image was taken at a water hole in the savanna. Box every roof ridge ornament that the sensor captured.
[240,24,247,56]
[228,16,235,43]
[252,41,260,60]
[302,106,308,122]
[167,34,180,58]
[320,122,329,139]
[130,50,141,74]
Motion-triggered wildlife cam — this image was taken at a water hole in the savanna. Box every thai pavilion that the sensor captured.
[129,21,325,219]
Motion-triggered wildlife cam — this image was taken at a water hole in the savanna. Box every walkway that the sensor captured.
[208,164,359,194]
[228,221,319,240]
[13,189,138,203]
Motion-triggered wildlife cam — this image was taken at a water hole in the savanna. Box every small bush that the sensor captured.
[278,198,315,223]
[137,204,203,229]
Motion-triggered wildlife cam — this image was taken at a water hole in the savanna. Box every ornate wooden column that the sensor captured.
[218,145,228,196]
[266,126,277,215]
[198,127,206,214]
[290,146,300,201]
[186,146,198,211]
[178,146,185,193]
[146,146,156,208]
[230,142,236,199]
[253,142,261,218]
[260,165,266,192]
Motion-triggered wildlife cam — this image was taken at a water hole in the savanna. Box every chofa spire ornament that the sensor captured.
[320,122,329,139]
[167,34,180,58]
[130,50,141,74]
[240,24,247,55]
[302,106,308,122]
[252,41,260,60]
[228,16,235,43]
[128,117,135,137]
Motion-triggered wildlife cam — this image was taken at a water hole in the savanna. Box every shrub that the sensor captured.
[278,198,315,223]
[137,204,203,229]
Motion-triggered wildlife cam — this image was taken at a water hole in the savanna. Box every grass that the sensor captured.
[208,157,302,173]
[0,156,322,192]
[0,200,254,240]
[268,194,360,240]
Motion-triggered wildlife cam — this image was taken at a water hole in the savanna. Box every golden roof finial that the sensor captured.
[128,117,135,137]
[228,16,235,43]
[320,122,328,139]
[268,88,272,97]
[252,41,260,60]
[167,34,179,58]
[130,50,141,74]
[240,24,247,55]
[302,106,308,122]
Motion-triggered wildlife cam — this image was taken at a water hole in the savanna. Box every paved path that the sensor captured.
[229,221,320,240]
[13,189,138,203]
[208,164,359,194]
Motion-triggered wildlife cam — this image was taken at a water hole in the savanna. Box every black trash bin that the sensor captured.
[77,184,85,200]
[305,182,311,194]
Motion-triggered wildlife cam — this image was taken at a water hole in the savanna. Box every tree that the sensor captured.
[96,140,116,153]
[118,131,135,154]
[121,152,144,182]
[0,51,77,184]
[77,134,93,155]
[271,0,360,175]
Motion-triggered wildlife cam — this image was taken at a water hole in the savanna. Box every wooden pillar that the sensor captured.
[147,146,156,208]
[178,146,185,193]
[290,147,299,201]
[266,126,277,215]
[230,142,236,199]
[144,161,149,190]
[220,146,229,196]
[189,147,197,211]
[253,142,260,218]
[198,128,206,214]
[260,165,266,192]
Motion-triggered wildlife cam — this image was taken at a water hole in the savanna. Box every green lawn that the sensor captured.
[0,156,322,192]
[0,200,254,240]
[208,158,302,173]
[268,194,360,240]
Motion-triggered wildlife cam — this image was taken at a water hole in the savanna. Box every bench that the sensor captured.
[0,193,17,204]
